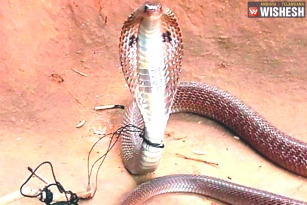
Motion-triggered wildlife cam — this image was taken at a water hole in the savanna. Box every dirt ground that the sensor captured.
[0,0,307,204]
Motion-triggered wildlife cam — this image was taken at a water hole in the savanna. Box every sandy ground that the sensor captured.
[0,0,307,204]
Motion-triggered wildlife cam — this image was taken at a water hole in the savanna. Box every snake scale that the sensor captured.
[118,2,307,205]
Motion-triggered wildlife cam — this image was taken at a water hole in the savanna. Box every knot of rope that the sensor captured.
[139,132,165,148]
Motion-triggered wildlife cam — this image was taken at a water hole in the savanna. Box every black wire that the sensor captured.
[20,161,79,205]
[86,124,146,198]
[20,161,57,199]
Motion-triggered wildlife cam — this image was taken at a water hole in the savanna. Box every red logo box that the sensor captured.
[249,7,259,17]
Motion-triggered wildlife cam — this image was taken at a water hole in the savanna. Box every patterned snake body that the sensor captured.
[119,2,307,204]
[119,3,183,174]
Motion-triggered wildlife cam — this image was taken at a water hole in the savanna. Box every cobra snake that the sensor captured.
[118,2,307,205]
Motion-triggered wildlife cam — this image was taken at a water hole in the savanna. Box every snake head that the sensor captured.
[138,2,163,20]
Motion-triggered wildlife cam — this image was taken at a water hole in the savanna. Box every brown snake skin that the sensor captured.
[121,82,307,205]
[119,2,307,205]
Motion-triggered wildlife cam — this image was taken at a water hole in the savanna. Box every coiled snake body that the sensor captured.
[118,2,307,205]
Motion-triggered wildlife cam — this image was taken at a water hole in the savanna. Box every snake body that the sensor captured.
[119,3,183,174]
[119,2,307,204]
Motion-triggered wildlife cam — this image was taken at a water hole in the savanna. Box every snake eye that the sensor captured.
[144,4,150,12]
